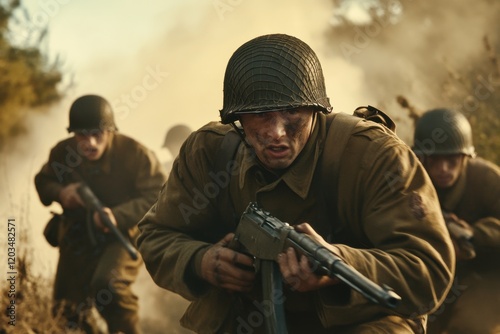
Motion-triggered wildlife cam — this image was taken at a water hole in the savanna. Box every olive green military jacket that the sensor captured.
[137,114,454,332]
[35,133,167,239]
[438,157,500,272]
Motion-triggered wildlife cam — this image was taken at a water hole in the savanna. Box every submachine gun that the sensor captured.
[230,202,402,334]
[443,211,476,260]
[77,183,138,260]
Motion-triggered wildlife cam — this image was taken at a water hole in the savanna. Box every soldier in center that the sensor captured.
[137,34,455,333]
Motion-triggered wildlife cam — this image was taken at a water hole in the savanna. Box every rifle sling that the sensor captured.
[214,130,241,228]
[321,112,362,234]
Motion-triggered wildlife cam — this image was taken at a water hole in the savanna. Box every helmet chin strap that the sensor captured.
[310,111,318,137]
[230,121,252,148]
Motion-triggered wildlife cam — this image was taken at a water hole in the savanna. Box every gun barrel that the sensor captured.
[287,229,401,309]
[330,255,401,308]
[77,184,138,260]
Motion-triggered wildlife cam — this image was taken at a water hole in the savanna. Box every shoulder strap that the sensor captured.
[353,105,396,132]
[322,112,362,217]
[214,130,241,177]
[214,130,242,227]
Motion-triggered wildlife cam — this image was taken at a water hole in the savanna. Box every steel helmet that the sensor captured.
[219,34,332,124]
[162,124,191,149]
[67,94,118,133]
[413,108,475,157]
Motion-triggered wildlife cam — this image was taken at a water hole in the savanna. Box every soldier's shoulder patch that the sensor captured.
[409,191,426,221]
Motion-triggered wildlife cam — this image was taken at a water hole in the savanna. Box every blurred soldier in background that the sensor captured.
[34,94,167,334]
[161,124,192,174]
[413,108,500,334]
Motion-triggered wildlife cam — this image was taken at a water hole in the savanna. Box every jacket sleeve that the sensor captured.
[317,128,455,326]
[136,126,228,300]
[470,161,500,252]
[34,142,69,206]
[111,146,167,231]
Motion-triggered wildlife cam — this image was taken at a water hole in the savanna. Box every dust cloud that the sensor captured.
[325,0,500,143]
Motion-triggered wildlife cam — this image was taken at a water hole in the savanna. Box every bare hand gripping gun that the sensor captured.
[230,202,401,333]
[443,211,476,260]
[77,183,139,260]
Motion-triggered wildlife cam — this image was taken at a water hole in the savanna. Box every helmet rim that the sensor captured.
[412,108,475,157]
[219,34,332,124]
[67,94,118,133]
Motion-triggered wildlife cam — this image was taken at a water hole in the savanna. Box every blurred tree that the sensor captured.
[326,0,500,164]
[0,0,63,148]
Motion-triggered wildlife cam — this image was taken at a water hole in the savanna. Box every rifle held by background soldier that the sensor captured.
[443,211,476,260]
[77,183,139,260]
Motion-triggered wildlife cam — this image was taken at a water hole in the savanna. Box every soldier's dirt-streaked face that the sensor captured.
[239,108,315,171]
[75,130,110,161]
[424,154,465,189]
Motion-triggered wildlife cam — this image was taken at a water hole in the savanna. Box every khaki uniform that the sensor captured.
[427,158,500,334]
[35,133,166,333]
[137,114,455,333]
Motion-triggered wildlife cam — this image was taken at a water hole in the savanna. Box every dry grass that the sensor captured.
[0,235,192,334]
[0,249,92,334]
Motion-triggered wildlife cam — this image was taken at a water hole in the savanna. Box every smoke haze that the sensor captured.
[326,0,500,143]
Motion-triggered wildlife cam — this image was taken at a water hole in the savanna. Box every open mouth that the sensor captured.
[85,148,99,157]
[266,145,290,158]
